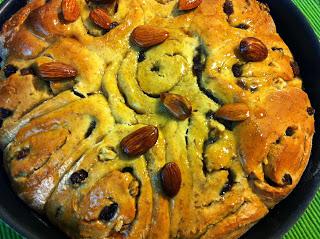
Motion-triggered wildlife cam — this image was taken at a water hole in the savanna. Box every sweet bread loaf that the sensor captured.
[0,0,314,238]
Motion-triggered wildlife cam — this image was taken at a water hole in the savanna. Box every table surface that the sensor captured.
[0,0,319,238]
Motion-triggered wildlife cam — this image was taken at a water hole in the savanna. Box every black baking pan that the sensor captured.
[0,0,320,239]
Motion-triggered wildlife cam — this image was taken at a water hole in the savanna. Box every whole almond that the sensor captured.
[89,8,112,30]
[215,103,250,121]
[178,0,202,10]
[160,93,192,120]
[239,37,268,62]
[120,126,159,156]
[62,0,80,22]
[160,162,182,198]
[37,62,78,80]
[131,25,169,49]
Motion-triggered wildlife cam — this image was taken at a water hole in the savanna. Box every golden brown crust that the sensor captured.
[1,0,47,59]
[1,0,43,40]
[0,0,314,238]
[236,87,314,207]
[200,196,268,239]
[0,74,50,115]
[237,87,313,173]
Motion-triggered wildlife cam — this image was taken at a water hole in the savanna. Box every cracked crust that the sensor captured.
[0,0,314,238]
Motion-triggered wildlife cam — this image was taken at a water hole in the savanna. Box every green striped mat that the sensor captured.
[0,0,319,239]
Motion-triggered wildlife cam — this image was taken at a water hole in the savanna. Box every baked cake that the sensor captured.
[0,0,315,238]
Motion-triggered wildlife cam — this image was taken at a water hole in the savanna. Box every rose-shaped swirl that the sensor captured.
[0,0,315,239]
[45,124,169,238]
[4,94,114,212]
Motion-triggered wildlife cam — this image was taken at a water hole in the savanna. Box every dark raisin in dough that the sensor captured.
[3,65,18,78]
[70,169,89,184]
[99,203,119,221]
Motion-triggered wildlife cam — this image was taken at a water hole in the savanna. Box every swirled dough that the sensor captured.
[0,0,314,238]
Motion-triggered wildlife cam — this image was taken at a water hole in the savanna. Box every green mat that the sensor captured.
[0,0,319,239]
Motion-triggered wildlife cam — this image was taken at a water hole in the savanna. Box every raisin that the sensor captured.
[0,108,13,119]
[223,0,234,16]
[282,174,292,185]
[206,110,216,120]
[232,63,243,77]
[307,107,315,116]
[235,23,249,29]
[151,64,160,72]
[192,46,207,77]
[109,22,119,30]
[236,78,248,90]
[3,64,18,78]
[285,127,295,136]
[70,169,88,184]
[103,22,119,34]
[17,148,31,160]
[138,51,146,62]
[99,203,118,221]
[122,167,134,174]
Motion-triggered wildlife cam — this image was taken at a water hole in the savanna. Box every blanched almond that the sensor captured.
[89,8,112,30]
[120,126,159,156]
[179,0,202,10]
[131,25,169,48]
[37,62,78,80]
[215,103,250,121]
[62,0,80,22]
